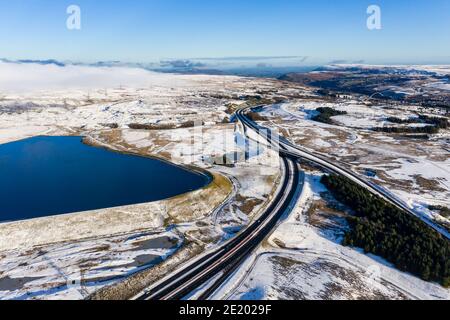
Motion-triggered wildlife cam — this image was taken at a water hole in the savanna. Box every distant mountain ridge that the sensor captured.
[0,58,316,78]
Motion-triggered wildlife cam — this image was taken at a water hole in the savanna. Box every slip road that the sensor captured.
[236,106,449,240]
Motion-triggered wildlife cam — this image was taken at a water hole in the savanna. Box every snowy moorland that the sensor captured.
[259,101,449,232]
[0,62,448,300]
[0,62,283,299]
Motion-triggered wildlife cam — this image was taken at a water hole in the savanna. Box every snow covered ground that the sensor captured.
[1,62,448,300]
[259,101,450,230]
[212,173,450,300]
[0,62,286,299]
[0,231,181,300]
[329,64,450,76]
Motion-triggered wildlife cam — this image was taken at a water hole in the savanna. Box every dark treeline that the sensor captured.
[312,107,347,124]
[386,116,418,124]
[321,174,450,287]
[379,115,449,134]
[373,125,439,134]
[128,120,203,130]
[419,115,449,129]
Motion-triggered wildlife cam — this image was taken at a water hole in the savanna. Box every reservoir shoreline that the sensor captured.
[0,135,214,226]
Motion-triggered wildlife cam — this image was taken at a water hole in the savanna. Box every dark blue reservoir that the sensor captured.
[0,136,210,222]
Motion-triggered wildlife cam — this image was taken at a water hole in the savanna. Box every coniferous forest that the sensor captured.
[321,174,450,287]
[312,107,347,124]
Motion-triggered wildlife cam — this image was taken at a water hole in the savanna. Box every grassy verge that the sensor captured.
[165,172,233,224]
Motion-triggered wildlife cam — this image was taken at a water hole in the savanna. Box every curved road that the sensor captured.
[133,154,303,300]
[133,103,447,301]
[237,106,450,240]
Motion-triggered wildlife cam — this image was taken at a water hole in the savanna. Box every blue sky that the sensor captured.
[0,0,449,64]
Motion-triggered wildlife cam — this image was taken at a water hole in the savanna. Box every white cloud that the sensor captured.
[0,62,189,93]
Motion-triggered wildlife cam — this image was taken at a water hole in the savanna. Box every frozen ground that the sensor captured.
[212,173,449,300]
[332,64,450,76]
[259,100,450,230]
[0,231,181,300]
[1,62,448,300]
[0,62,285,299]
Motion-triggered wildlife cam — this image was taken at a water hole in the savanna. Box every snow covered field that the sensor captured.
[0,231,181,300]
[0,62,284,299]
[0,62,448,300]
[329,64,450,76]
[260,101,450,230]
[213,173,449,300]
